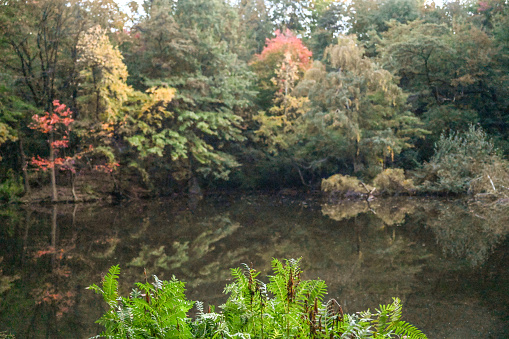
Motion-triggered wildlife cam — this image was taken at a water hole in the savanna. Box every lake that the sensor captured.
[0,194,508,338]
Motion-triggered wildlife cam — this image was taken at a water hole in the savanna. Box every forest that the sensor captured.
[1,0,508,202]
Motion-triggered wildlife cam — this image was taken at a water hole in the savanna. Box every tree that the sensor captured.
[307,1,348,60]
[348,0,421,40]
[0,0,82,112]
[250,28,313,110]
[29,100,74,201]
[0,84,39,194]
[76,25,132,123]
[234,0,273,58]
[266,0,312,32]
[379,18,509,156]
[296,35,427,175]
[420,125,509,195]
[255,52,310,154]
[120,0,256,189]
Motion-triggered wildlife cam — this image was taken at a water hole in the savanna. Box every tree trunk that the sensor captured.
[51,205,57,268]
[70,171,77,202]
[19,137,31,196]
[49,131,58,202]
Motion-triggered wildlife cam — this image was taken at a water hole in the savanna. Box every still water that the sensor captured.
[0,194,508,338]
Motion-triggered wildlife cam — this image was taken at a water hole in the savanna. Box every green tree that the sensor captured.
[379,18,509,156]
[348,0,421,40]
[0,0,79,111]
[0,85,39,194]
[307,1,348,60]
[235,0,273,58]
[255,52,310,155]
[420,125,509,195]
[298,35,427,175]
[122,0,255,189]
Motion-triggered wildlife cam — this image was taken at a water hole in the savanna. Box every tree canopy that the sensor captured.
[0,0,508,196]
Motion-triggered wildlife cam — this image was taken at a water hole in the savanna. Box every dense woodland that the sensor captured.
[1,0,508,201]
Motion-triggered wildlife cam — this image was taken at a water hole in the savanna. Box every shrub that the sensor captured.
[321,174,371,198]
[90,259,428,339]
[373,168,415,195]
[420,125,509,195]
[0,171,24,202]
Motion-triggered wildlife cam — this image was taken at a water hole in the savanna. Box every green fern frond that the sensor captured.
[390,320,428,339]
[88,265,120,307]
[299,280,328,305]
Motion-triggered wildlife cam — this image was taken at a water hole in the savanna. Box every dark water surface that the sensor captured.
[0,194,508,338]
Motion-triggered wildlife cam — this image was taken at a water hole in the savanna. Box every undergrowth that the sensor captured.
[89,258,427,338]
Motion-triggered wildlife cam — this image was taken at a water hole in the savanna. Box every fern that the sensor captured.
[90,261,427,339]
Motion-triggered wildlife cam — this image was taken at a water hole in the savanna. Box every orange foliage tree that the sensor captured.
[29,100,120,201]
[257,29,313,70]
[250,29,312,109]
[29,100,74,201]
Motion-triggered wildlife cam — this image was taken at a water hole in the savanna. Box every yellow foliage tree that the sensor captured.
[77,25,132,123]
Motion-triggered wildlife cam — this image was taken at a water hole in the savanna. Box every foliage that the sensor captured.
[28,100,75,173]
[349,0,421,39]
[0,0,508,193]
[0,331,15,339]
[0,92,21,152]
[257,29,313,71]
[250,28,313,110]
[307,1,348,60]
[77,25,132,123]
[321,174,369,197]
[373,168,415,195]
[420,125,509,195]
[87,265,194,338]
[378,16,509,156]
[255,52,310,154]
[91,259,427,338]
[0,170,23,202]
[297,35,427,175]
[123,0,254,185]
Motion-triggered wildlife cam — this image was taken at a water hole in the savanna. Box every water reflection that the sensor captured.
[422,200,509,267]
[0,196,507,338]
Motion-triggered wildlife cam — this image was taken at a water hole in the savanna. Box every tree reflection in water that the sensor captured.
[0,196,507,338]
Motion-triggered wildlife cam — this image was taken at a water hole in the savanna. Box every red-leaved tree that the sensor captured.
[257,29,313,71]
[250,29,312,109]
[29,100,74,201]
[29,100,121,201]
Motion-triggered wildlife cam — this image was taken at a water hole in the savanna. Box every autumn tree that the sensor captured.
[255,52,309,154]
[296,35,427,175]
[250,29,313,110]
[77,25,132,123]
[0,0,130,191]
[119,0,255,191]
[29,100,74,202]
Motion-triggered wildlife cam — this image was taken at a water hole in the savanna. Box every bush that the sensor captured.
[321,174,371,198]
[0,171,24,202]
[373,168,415,195]
[90,259,427,339]
[420,125,509,195]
